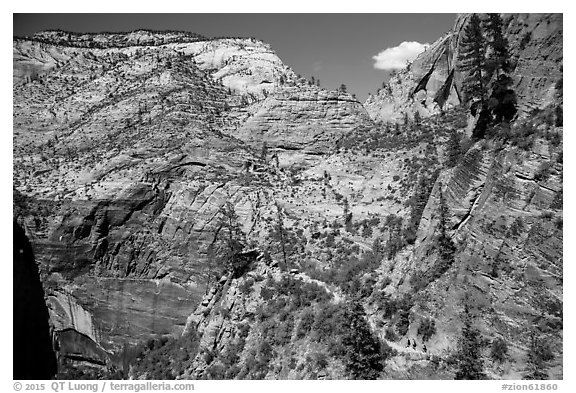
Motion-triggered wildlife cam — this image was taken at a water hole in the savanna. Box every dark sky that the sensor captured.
[13,14,456,101]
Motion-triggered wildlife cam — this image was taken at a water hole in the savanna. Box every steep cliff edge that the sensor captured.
[374,126,563,379]
[13,14,562,380]
[13,28,369,368]
[365,13,562,123]
[13,221,57,379]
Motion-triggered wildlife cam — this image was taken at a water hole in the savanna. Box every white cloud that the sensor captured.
[372,41,430,70]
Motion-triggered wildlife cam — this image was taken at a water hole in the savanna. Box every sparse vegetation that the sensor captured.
[490,337,509,364]
[454,306,486,380]
[13,16,563,382]
[523,333,554,380]
[417,317,437,342]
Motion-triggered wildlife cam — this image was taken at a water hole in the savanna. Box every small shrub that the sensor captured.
[385,327,398,342]
[239,277,255,295]
[260,286,274,300]
[417,317,437,342]
[554,217,563,230]
[490,337,509,364]
[519,32,532,50]
[550,189,563,210]
[555,105,563,127]
[510,121,537,150]
[395,310,410,336]
[534,162,553,182]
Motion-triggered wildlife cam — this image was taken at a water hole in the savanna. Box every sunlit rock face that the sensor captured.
[364,13,562,123]
[13,14,562,379]
[234,85,374,155]
[13,27,358,355]
[13,30,287,353]
[398,140,563,379]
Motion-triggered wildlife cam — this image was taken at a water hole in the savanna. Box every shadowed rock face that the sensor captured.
[13,221,57,379]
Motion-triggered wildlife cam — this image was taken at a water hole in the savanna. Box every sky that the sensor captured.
[13,13,456,102]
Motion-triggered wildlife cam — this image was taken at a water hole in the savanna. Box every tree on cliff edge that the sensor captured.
[458,14,487,106]
[217,201,245,276]
[483,13,511,76]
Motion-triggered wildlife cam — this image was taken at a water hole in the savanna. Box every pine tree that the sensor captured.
[487,74,517,123]
[446,129,462,168]
[403,112,410,127]
[266,201,299,271]
[434,186,456,279]
[458,14,487,105]
[260,142,268,162]
[274,201,288,270]
[414,110,422,125]
[490,337,509,364]
[218,201,245,274]
[343,198,353,232]
[342,299,384,379]
[523,333,553,380]
[454,305,486,380]
[483,13,510,76]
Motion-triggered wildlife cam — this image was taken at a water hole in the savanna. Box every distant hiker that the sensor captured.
[406,339,411,348]
[423,344,427,353]
[412,341,417,350]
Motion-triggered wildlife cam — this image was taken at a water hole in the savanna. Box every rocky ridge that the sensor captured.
[13,13,562,380]
[364,13,562,123]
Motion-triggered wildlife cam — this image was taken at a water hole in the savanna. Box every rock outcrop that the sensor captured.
[13,14,562,380]
[366,125,563,378]
[365,13,563,123]
[14,31,296,99]
[12,27,360,361]
[234,85,374,154]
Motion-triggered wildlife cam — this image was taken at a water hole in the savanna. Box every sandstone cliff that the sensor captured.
[364,13,562,123]
[13,13,562,380]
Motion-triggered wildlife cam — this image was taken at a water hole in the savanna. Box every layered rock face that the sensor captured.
[384,137,563,378]
[502,14,563,113]
[14,35,252,355]
[14,14,562,380]
[14,30,294,98]
[365,32,461,123]
[13,28,367,363]
[235,85,373,154]
[168,37,298,98]
[364,13,563,123]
